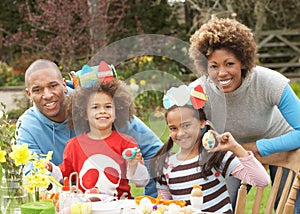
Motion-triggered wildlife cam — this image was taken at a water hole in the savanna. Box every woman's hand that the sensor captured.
[250,143,263,161]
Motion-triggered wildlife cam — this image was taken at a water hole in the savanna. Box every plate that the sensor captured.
[85,194,116,202]
[92,201,121,214]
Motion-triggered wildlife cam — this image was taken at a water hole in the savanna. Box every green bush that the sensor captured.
[291,80,300,98]
[0,61,25,86]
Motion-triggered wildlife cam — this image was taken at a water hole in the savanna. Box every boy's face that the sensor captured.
[87,92,116,138]
[26,68,67,123]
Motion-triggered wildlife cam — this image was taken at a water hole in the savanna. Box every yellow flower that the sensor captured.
[39,175,50,188]
[33,159,46,171]
[24,151,53,194]
[140,80,146,86]
[142,56,153,63]
[25,185,35,194]
[26,174,34,183]
[0,150,7,162]
[130,78,136,84]
[146,56,153,62]
[33,159,44,168]
[9,144,32,166]
[46,151,53,161]
[26,173,49,189]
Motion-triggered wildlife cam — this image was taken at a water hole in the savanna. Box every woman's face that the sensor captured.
[207,49,243,93]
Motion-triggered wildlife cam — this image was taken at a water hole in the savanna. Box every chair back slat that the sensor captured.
[235,181,247,214]
[235,144,300,213]
[276,170,294,214]
[252,187,264,214]
[265,167,283,213]
[283,173,300,214]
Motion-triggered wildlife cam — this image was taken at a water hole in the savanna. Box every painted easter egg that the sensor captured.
[202,132,216,150]
[122,148,137,160]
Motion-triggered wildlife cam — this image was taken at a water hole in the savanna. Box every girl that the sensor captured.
[151,84,270,213]
[47,78,149,199]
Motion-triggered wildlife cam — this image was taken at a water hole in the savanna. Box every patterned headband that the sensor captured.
[163,84,207,110]
[70,61,117,88]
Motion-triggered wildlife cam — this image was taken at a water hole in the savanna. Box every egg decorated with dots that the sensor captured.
[202,132,216,150]
[122,148,137,160]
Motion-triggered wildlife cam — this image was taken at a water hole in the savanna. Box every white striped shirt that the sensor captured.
[157,151,270,213]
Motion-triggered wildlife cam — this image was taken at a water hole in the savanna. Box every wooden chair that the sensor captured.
[235,143,300,214]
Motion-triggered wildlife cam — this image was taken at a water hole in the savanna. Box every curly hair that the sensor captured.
[66,79,135,133]
[189,17,257,78]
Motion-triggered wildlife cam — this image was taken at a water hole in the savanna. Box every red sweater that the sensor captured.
[59,131,138,199]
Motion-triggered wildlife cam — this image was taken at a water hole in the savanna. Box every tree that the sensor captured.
[0,0,26,64]
[2,0,128,72]
[180,0,300,38]
[111,0,182,41]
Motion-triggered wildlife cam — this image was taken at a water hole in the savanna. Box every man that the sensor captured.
[17,59,162,197]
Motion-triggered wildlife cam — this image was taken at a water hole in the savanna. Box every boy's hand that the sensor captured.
[45,162,53,172]
[127,147,142,166]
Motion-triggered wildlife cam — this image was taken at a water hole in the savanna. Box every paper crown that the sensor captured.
[70,61,117,88]
[163,84,207,110]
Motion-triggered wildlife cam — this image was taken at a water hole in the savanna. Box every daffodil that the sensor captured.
[1,103,29,211]
[45,151,53,162]
[9,144,32,166]
[0,149,7,162]
[23,150,53,201]
[0,102,53,207]
[33,159,45,171]
[26,185,35,194]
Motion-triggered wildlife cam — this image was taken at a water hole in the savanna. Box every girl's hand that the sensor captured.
[208,130,249,157]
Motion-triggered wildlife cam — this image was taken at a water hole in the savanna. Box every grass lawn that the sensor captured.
[245,183,273,213]
[131,117,273,213]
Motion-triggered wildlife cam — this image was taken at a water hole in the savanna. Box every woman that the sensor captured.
[188,17,300,212]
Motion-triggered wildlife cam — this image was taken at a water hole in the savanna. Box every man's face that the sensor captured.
[26,68,67,122]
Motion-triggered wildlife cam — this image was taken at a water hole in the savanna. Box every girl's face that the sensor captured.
[167,107,205,155]
[87,92,116,138]
[207,49,244,93]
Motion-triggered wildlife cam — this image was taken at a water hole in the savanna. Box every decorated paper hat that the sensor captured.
[163,84,207,110]
[70,61,117,88]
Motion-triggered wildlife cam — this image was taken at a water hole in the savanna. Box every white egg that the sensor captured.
[168,203,181,213]
[139,197,152,206]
